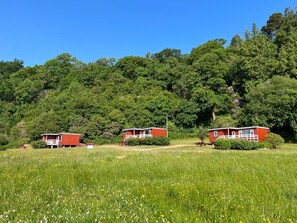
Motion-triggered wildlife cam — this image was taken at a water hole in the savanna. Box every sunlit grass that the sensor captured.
[0,142,297,222]
[170,137,202,145]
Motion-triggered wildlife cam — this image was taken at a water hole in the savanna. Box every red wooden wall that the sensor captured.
[254,128,269,142]
[60,134,80,146]
[151,128,167,137]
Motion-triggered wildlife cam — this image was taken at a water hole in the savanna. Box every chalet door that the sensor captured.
[239,131,242,138]
[250,129,254,136]
[231,131,236,139]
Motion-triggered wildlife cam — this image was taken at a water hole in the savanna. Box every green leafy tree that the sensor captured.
[261,12,284,39]
[173,100,198,128]
[189,40,224,64]
[230,34,244,48]
[0,59,23,79]
[115,56,150,80]
[153,48,182,63]
[41,53,81,89]
[228,34,278,95]
[191,86,230,123]
[25,110,63,140]
[239,76,297,141]
[0,80,15,101]
[276,31,297,79]
[14,79,44,104]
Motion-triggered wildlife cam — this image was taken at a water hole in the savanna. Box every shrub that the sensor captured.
[214,139,231,150]
[0,134,9,151]
[230,140,258,150]
[0,134,8,146]
[142,137,154,145]
[153,136,170,146]
[257,142,272,149]
[230,140,242,150]
[197,126,208,143]
[126,138,140,146]
[31,140,48,149]
[264,133,285,149]
[4,141,19,149]
[126,137,170,146]
[239,140,257,150]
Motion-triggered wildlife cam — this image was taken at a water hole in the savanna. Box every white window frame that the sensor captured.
[214,131,218,137]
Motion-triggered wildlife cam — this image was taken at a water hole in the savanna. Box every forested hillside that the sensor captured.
[1,8,297,147]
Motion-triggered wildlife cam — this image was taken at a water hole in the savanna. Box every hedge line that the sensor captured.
[126,137,170,146]
[214,133,285,150]
[214,139,272,150]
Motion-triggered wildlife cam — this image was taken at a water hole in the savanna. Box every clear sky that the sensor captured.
[0,1,296,66]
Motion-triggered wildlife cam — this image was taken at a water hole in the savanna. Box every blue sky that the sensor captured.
[0,1,296,66]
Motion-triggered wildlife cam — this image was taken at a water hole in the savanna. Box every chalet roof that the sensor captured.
[122,128,145,131]
[59,132,81,135]
[41,132,81,136]
[144,127,167,130]
[122,127,167,131]
[41,133,60,136]
[208,126,269,131]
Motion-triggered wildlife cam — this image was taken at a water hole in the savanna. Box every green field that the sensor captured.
[1,141,297,222]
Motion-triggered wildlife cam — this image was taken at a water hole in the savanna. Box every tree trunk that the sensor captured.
[212,109,216,122]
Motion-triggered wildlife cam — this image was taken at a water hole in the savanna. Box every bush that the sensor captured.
[0,134,9,151]
[230,140,258,150]
[239,140,258,150]
[4,141,20,149]
[264,133,285,149]
[214,139,231,150]
[0,134,8,146]
[126,137,170,146]
[31,140,48,149]
[230,140,243,150]
[219,139,272,150]
[126,138,140,146]
[142,137,154,145]
[153,136,170,146]
[257,141,272,149]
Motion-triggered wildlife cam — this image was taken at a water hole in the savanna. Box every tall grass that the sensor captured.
[0,146,297,222]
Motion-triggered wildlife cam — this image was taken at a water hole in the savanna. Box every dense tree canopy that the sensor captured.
[239,76,297,141]
[1,7,297,146]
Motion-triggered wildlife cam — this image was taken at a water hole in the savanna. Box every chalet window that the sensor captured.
[241,129,254,136]
[58,135,62,141]
[214,131,218,137]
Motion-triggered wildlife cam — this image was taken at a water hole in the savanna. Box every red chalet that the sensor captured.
[208,126,269,144]
[123,127,167,141]
[41,133,81,148]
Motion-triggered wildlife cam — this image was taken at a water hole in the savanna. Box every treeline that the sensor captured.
[0,8,297,147]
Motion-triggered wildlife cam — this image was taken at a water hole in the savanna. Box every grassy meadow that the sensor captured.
[0,140,297,222]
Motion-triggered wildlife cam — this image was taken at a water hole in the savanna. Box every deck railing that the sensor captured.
[125,134,152,140]
[218,134,259,142]
[45,139,59,146]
